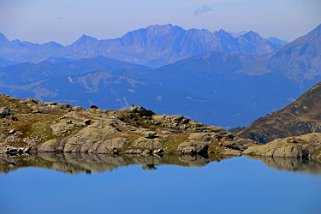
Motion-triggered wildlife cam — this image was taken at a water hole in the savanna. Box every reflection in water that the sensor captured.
[1,153,321,174]
[0,153,222,174]
[248,156,321,175]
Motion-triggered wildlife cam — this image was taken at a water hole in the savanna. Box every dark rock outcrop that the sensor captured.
[0,107,17,121]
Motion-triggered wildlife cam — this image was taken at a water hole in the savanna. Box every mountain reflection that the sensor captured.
[1,153,321,175]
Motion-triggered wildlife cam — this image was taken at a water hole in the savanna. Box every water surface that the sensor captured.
[0,154,321,214]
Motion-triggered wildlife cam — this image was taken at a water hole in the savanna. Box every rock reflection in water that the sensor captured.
[247,156,321,175]
[0,153,221,174]
[2,154,321,175]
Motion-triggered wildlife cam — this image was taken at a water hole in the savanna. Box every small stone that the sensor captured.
[31,111,36,114]
[142,149,151,155]
[57,104,71,110]
[72,106,84,111]
[66,120,73,124]
[8,129,16,134]
[83,119,92,126]
[178,140,209,155]
[5,147,18,155]
[153,148,164,155]
[89,105,98,109]
[112,148,119,155]
[23,147,30,153]
[128,106,155,117]
[124,149,142,154]
[7,115,18,121]
[0,107,11,118]
[46,102,58,105]
[287,137,307,144]
[143,131,157,139]
[26,98,39,104]
[18,148,24,154]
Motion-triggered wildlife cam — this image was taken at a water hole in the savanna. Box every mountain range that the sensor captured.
[0,24,286,67]
[0,23,320,128]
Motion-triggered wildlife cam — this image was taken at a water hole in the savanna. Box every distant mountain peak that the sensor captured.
[241,31,262,40]
[0,24,288,66]
[145,24,184,33]
[72,34,98,45]
[42,41,64,48]
[309,23,321,35]
[215,29,230,35]
[147,24,174,29]
[231,31,249,38]
[214,29,234,38]
[269,22,321,81]
[0,33,9,42]
[267,37,287,47]
[80,34,97,40]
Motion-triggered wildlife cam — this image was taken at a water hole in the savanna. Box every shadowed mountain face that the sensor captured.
[238,81,321,143]
[269,24,321,81]
[0,25,286,67]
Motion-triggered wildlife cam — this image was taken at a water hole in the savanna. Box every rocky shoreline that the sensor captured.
[1,93,321,161]
[0,94,254,157]
[243,133,321,160]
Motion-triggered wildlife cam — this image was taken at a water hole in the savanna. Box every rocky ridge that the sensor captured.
[0,94,254,156]
[238,81,321,143]
[244,133,321,160]
[236,81,321,161]
[2,93,321,161]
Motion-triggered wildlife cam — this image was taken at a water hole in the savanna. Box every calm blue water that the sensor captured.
[1,156,321,214]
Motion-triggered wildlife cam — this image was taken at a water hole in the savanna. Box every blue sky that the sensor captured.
[1,0,320,45]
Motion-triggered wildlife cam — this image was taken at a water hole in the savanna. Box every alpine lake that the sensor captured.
[1,153,321,214]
